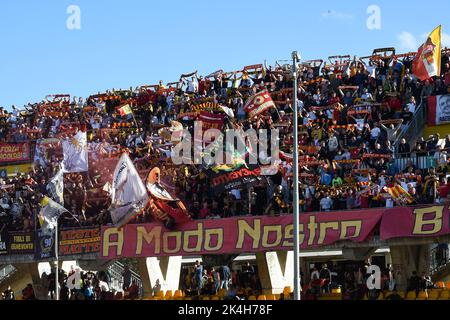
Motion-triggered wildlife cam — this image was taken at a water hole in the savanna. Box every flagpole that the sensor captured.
[55,220,59,301]
[292,51,301,301]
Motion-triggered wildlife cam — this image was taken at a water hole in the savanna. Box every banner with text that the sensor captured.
[100,209,383,259]
[59,227,101,256]
[8,232,34,254]
[0,143,30,164]
[381,205,450,240]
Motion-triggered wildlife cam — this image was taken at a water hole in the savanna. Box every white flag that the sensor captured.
[110,153,149,227]
[47,168,64,205]
[62,130,88,173]
[39,196,68,236]
[220,105,235,118]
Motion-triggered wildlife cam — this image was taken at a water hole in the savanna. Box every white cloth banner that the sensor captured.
[110,153,149,227]
[62,130,88,172]
[46,168,64,205]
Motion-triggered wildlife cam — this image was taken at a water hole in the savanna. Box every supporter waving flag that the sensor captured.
[244,90,276,118]
[109,153,149,228]
[412,25,442,81]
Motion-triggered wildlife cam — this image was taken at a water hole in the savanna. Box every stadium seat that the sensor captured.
[174,290,183,298]
[165,290,173,299]
[437,281,445,289]
[184,297,192,300]
[257,295,266,300]
[274,294,280,300]
[283,286,292,295]
[202,296,210,300]
[439,290,450,300]
[405,291,417,300]
[248,295,256,300]
[265,294,276,300]
[155,290,164,298]
[396,291,405,299]
[446,282,450,290]
[217,289,227,297]
[377,292,384,300]
[428,290,440,300]
[416,291,428,300]
[211,296,220,300]
[318,293,341,300]
[331,288,341,294]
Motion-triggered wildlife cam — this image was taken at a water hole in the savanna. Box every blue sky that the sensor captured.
[1,0,449,109]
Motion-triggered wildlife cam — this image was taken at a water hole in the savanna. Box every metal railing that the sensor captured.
[0,264,17,284]
[393,154,438,172]
[107,261,143,297]
[430,244,450,275]
[395,99,426,149]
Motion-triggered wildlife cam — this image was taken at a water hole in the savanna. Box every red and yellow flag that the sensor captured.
[412,25,442,81]
[385,184,414,205]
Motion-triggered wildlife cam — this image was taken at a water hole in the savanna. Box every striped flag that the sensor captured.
[118,104,133,117]
[384,184,414,205]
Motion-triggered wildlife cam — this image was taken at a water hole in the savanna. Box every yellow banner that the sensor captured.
[0,163,33,177]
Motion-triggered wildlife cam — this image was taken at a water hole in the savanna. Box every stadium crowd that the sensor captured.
[0,48,450,233]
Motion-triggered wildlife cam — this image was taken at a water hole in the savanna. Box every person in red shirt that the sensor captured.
[198,201,211,219]
[360,192,370,209]
[439,177,449,202]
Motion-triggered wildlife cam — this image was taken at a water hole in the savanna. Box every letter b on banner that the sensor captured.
[366,265,381,290]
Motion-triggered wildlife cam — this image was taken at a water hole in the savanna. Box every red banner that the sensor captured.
[100,209,383,259]
[197,111,225,130]
[381,205,450,240]
[58,227,101,256]
[0,143,30,164]
[244,90,276,118]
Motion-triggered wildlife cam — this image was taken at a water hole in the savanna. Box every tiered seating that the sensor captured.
[317,293,341,300]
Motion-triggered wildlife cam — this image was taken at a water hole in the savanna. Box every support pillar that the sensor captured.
[256,251,293,295]
[136,258,153,299]
[27,262,48,300]
[389,244,431,291]
[137,256,182,297]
